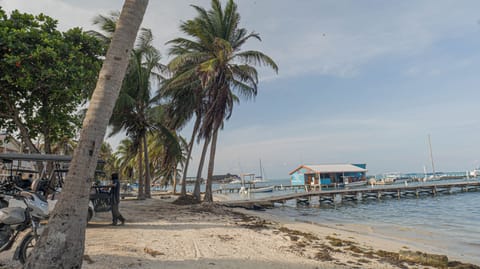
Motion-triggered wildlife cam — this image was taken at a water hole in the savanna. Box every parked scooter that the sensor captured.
[0,189,48,263]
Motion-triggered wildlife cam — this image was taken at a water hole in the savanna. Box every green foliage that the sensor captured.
[0,8,103,151]
[166,0,278,201]
[167,0,278,138]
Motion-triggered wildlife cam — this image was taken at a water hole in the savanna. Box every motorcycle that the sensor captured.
[0,189,48,264]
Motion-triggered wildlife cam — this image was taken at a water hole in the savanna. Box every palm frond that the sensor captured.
[235,51,279,73]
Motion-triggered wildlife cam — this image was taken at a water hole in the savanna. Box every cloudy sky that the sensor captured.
[3,0,480,178]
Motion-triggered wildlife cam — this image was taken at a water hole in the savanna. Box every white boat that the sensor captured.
[248,185,274,193]
[342,175,367,187]
[229,179,242,184]
[344,180,367,188]
[383,174,398,183]
[469,168,480,178]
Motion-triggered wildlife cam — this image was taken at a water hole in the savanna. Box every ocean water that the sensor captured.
[216,177,480,265]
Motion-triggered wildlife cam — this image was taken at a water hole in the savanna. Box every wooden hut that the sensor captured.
[289,164,367,187]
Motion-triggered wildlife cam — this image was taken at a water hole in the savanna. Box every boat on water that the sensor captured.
[342,175,367,188]
[238,172,274,194]
[344,180,367,188]
[248,185,274,193]
[229,179,242,184]
[469,168,480,178]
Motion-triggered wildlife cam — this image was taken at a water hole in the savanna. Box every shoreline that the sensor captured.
[0,195,477,268]
[240,207,479,266]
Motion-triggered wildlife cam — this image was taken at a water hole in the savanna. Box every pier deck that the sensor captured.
[217,180,480,209]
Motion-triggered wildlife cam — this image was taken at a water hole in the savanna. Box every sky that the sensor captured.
[2,0,480,179]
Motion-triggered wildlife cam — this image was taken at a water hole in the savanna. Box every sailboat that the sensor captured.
[427,134,438,181]
[248,159,274,193]
[254,159,266,182]
[422,165,428,182]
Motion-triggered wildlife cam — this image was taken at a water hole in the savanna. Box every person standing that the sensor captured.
[110,173,125,226]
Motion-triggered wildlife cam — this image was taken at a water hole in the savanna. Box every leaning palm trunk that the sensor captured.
[24,1,148,268]
[180,116,200,196]
[203,127,218,203]
[143,132,151,198]
[193,135,210,201]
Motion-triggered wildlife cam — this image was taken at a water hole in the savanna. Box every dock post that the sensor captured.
[356,192,362,201]
[377,192,381,200]
[334,194,342,203]
[416,189,419,198]
[432,186,437,196]
[397,189,400,199]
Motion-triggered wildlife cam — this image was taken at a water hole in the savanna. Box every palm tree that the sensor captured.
[108,27,166,199]
[167,0,278,202]
[115,138,137,182]
[145,105,186,192]
[24,1,149,268]
[99,141,117,177]
[162,68,206,199]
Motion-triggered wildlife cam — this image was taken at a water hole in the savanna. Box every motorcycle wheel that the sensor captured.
[0,199,7,209]
[87,207,94,223]
[17,232,36,264]
[0,224,13,251]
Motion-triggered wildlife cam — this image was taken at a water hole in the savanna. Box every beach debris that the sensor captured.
[278,227,319,241]
[217,234,234,241]
[399,250,448,267]
[172,195,200,205]
[448,261,480,269]
[326,235,355,247]
[314,250,333,261]
[144,247,165,257]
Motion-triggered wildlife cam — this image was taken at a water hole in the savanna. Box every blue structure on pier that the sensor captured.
[289,164,367,186]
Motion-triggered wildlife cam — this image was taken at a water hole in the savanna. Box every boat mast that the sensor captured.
[259,159,263,180]
[428,134,436,179]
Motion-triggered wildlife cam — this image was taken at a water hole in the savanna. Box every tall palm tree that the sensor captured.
[25,1,149,267]
[162,69,206,198]
[109,27,165,199]
[146,105,186,192]
[167,0,278,202]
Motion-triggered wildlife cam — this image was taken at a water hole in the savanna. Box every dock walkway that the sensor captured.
[217,180,480,209]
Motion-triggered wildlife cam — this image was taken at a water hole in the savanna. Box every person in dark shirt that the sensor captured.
[110,173,125,226]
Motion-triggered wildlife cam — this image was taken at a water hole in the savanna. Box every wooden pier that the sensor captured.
[217,180,480,209]
[213,184,306,194]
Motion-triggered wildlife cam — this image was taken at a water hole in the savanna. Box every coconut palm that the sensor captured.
[146,105,186,191]
[162,69,206,199]
[99,142,118,177]
[115,138,137,181]
[25,1,149,267]
[147,130,186,192]
[108,27,166,199]
[167,0,278,202]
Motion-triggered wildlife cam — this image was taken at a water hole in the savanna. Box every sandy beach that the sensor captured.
[0,195,478,269]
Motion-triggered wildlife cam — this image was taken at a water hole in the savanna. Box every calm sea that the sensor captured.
[218,178,480,265]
